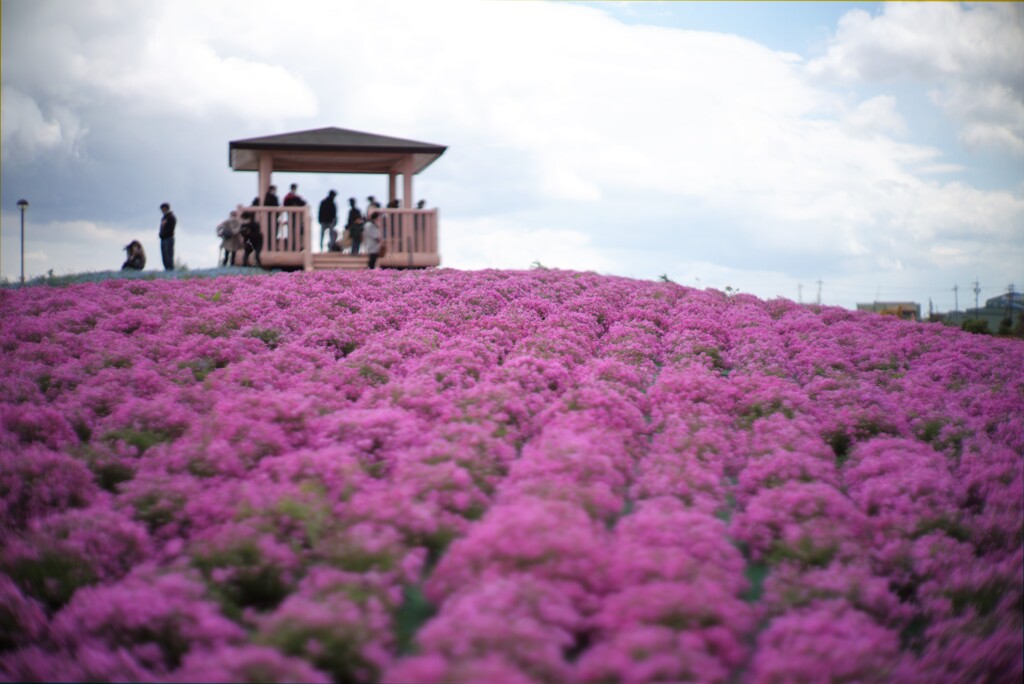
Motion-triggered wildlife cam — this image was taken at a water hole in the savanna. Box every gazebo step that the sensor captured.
[311,253,369,271]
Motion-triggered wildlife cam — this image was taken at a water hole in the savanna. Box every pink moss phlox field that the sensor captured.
[1,268,1022,683]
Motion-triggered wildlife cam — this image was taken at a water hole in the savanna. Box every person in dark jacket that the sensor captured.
[349,217,364,256]
[318,190,338,252]
[283,183,305,207]
[282,183,306,245]
[264,185,280,208]
[263,185,281,240]
[345,198,362,255]
[158,203,176,270]
[121,240,146,271]
[242,198,263,268]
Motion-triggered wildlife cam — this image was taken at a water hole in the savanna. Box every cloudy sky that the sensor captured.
[2,0,1022,311]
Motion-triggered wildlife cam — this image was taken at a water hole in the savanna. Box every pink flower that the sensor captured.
[45,571,244,674]
[574,625,731,684]
[426,498,610,613]
[749,600,903,683]
[171,645,331,683]
[2,268,1021,678]
[731,482,868,567]
[395,575,580,684]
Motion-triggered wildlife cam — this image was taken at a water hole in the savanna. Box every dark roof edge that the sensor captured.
[230,141,447,154]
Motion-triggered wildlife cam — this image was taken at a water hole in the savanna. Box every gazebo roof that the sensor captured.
[229,127,447,175]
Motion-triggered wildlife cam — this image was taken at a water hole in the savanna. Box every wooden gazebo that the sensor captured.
[228,127,446,270]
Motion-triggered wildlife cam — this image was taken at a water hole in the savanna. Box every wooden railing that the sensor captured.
[235,205,313,268]
[232,205,439,269]
[377,208,439,267]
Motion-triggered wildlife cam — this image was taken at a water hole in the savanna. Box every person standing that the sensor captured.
[366,195,383,240]
[346,198,363,255]
[318,190,338,252]
[217,210,244,266]
[366,195,381,216]
[283,183,305,206]
[264,185,280,208]
[346,197,361,227]
[283,183,306,248]
[264,185,281,242]
[349,216,365,256]
[364,211,382,269]
[159,202,176,271]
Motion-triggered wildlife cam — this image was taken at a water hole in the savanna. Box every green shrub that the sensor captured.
[961,319,990,335]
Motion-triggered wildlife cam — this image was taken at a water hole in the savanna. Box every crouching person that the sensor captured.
[328,224,342,252]
[121,240,146,271]
[217,211,244,266]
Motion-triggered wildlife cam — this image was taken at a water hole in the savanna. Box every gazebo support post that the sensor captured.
[258,154,273,205]
[303,208,313,272]
[388,172,397,206]
[402,158,415,208]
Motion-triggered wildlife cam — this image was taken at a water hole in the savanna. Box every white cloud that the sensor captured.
[24,251,50,265]
[2,1,318,125]
[936,82,1024,156]
[807,2,1024,156]
[443,216,616,273]
[100,39,319,120]
[1,87,87,160]
[843,95,907,137]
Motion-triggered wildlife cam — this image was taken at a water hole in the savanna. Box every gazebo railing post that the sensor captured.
[303,206,313,271]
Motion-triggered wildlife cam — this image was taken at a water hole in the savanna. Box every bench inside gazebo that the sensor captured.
[228,127,446,271]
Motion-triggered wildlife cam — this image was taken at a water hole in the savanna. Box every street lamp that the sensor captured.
[17,199,29,283]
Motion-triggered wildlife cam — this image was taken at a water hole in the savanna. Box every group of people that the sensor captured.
[215,184,412,269]
[213,183,303,269]
[124,186,424,273]
[316,192,427,269]
[316,191,389,268]
[216,205,264,269]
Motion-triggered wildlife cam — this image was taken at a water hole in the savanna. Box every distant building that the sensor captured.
[856,301,921,321]
[943,292,1023,333]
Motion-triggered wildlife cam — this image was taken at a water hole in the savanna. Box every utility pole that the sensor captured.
[17,199,29,284]
[816,279,823,307]
[1007,283,1016,323]
[797,283,803,304]
[972,279,981,317]
[952,284,959,312]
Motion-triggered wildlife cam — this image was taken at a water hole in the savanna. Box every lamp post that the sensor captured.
[17,199,29,283]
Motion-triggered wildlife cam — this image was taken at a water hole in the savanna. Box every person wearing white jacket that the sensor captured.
[364,212,382,269]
